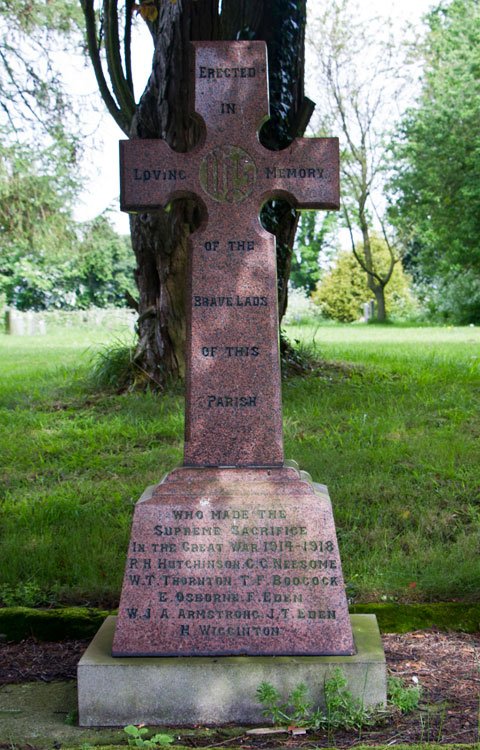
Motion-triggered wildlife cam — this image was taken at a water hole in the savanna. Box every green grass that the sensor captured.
[1,321,479,605]
[282,321,480,602]
[0,327,184,604]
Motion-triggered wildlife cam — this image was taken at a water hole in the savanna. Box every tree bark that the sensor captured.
[359,207,388,322]
[125,0,308,385]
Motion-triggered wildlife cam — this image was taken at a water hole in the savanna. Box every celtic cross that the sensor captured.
[120,41,339,468]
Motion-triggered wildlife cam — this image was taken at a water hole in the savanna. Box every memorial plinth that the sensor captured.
[78,39,385,726]
[112,465,354,657]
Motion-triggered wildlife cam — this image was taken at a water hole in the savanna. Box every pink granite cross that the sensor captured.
[120,41,339,468]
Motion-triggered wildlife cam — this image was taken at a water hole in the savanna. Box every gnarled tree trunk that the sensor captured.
[84,0,310,385]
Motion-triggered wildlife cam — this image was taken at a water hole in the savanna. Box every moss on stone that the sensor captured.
[350,603,480,633]
[1,603,479,642]
[0,606,114,642]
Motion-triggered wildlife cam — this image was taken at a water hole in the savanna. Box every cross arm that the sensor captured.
[119,139,204,213]
[255,137,339,210]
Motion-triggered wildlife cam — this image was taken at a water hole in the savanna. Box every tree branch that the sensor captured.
[104,0,136,122]
[124,0,134,95]
[81,0,131,134]
[372,201,398,285]
[343,201,384,287]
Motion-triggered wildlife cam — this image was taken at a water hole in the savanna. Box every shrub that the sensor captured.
[312,237,417,322]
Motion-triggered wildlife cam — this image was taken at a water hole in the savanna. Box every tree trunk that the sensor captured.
[127,0,308,385]
[372,286,386,321]
[359,210,387,322]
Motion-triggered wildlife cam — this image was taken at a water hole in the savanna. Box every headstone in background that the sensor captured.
[363,299,375,321]
[5,308,24,335]
[4,308,46,336]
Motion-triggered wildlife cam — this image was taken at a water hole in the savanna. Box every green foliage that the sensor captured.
[350,602,480,634]
[0,582,46,608]
[1,0,82,36]
[64,708,79,726]
[390,0,480,295]
[312,249,367,322]
[388,677,422,713]
[416,270,480,325]
[256,681,316,726]
[0,0,83,163]
[76,215,137,309]
[320,668,371,730]
[0,144,136,311]
[256,669,373,730]
[290,211,337,292]
[90,340,138,392]
[123,725,174,748]
[257,671,423,734]
[0,607,113,642]
[285,287,317,323]
[312,237,417,322]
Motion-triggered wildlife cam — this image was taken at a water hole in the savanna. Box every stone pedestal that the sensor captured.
[112,465,355,657]
[78,614,386,726]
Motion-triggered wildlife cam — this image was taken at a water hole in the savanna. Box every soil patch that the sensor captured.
[1,629,479,746]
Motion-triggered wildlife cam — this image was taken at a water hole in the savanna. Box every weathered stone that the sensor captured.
[80,615,386,727]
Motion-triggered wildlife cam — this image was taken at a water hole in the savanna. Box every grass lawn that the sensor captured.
[1,321,479,605]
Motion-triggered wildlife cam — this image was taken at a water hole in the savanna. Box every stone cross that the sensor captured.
[121,41,339,468]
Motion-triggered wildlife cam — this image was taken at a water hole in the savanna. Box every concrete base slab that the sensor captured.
[78,614,386,727]
[0,681,126,747]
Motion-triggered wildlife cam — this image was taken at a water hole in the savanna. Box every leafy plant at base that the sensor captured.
[256,668,374,730]
[256,681,314,726]
[388,676,422,713]
[124,725,174,748]
[317,667,371,730]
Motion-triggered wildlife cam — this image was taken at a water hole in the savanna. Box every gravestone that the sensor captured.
[112,40,353,658]
[4,308,25,336]
[4,308,46,336]
[78,40,386,725]
[363,299,375,321]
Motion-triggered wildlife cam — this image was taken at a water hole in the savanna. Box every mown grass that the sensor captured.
[1,321,479,605]
[282,321,480,602]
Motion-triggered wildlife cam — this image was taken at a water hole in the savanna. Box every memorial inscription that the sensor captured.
[112,41,355,658]
[113,467,354,656]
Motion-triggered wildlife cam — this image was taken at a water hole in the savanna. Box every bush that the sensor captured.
[285,286,319,323]
[417,270,480,325]
[312,238,418,322]
[312,250,367,322]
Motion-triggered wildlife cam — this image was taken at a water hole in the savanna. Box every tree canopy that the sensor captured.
[0,0,83,153]
[290,211,337,293]
[389,0,480,282]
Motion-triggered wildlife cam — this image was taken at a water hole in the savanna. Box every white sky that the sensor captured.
[74,0,438,234]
